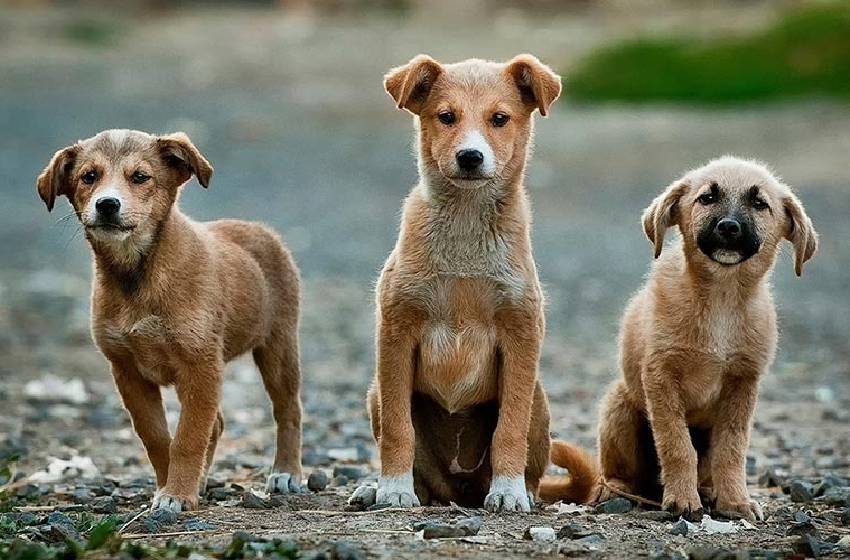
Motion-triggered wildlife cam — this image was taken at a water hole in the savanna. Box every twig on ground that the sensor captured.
[600,479,663,509]
[119,507,149,534]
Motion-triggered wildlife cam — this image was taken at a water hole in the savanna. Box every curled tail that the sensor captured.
[538,440,599,504]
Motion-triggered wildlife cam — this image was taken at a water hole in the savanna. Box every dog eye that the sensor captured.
[752,197,769,210]
[697,192,717,205]
[437,111,456,125]
[131,171,151,184]
[491,112,510,127]
[81,170,97,185]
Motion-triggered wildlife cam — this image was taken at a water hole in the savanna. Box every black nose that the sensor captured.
[95,197,121,216]
[715,217,742,239]
[456,149,484,171]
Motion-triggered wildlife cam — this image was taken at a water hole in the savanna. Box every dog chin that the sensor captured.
[446,177,492,190]
[87,226,134,243]
[710,250,747,266]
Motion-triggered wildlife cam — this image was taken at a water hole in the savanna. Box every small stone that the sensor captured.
[330,541,366,560]
[840,507,850,525]
[556,522,584,539]
[208,486,237,501]
[205,477,225,490]
[307,470,329,492]
[240,491,270,509]
[43,512,80,542]
[822,486,850,506]
[670,519,689,536]
[574,533,605,546]
[793,510,811,524]
[415,516,482,539]
[185,519,218,531]
[594,497,633,514]
[332,466,365,481]
[789,480,814,503]
[331,475,349,487]
[148,507,178,526]
[815,474,848,497]
[523,526,556,542]
[793,534,831,558]
[787,521,819,538]
[91,496,117,514]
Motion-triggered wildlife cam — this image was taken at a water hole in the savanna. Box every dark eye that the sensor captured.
[697,192,717,205]
[752,197,769,211]
[81,170,97,185]
[131,171,151,184]
[437,111,456,125]
[491,112,510,127]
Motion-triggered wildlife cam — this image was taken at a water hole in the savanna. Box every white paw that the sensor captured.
[484,475,531,513]
[348,484,377,507]
[266,471,305,494]
[375,472,420,507]
[152,491,194,513]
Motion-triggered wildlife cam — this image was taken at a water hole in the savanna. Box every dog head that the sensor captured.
[643,156,818,277]
[37,129,212,259]
[384,54,561,190]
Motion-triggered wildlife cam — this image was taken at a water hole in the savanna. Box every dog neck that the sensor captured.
[89,208,190,295]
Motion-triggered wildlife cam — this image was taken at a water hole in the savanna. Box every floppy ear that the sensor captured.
[505,54,562,117]
[642,180,689,258]
[384,54,443,115]
[36,145,79,212]
[783,192,818,277]
[157,132,213,188]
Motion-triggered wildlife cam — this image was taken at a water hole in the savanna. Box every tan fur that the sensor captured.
[36,130,304,511]
[545,157,818,520]
[538,440,599,504]
[359,55,561,511]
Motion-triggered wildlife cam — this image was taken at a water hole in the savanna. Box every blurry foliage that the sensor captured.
[63,17,117,47]
[569,1,850,104]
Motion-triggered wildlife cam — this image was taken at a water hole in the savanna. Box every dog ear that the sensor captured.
[36,145,79,212]
[157,132,213,188]
[384,55,443,115]
[642,180,689,258]
[505,54,562,117]
[783,192,818,277]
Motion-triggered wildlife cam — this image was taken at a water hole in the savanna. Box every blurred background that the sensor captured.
[1,0,848,496]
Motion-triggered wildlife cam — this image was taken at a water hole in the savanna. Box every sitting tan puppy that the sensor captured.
[541,157,817,521]
[36,130,304,511]
[349,55,561,512]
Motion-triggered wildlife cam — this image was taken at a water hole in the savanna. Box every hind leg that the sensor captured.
[254,327,304,494]
[525,381,551,502]
[597,381,645,502]
[199,410,224,494]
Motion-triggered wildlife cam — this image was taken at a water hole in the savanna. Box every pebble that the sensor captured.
[240,491,270,509]
[331,475,349,487]
[43,512,80,542]
[208,486,237,501]
[523,526,556,542]
[793,533,832,558]
[91,496,117,513]
[757,468,784,488]
[329,541,366,560]
[822,486,850,506]
[594,497,633,514]
[185,519,218,531]
[786,521,819,538]
[815,474,848,497]
[145,507,179,533]
[670,519,689,536]
[792,510,811,523]
[789,480,814,502]
[841,507,850,525]
[332,466,365,481]
[307,470,329,492]
[556,522,584,539]
[415,516,482,539]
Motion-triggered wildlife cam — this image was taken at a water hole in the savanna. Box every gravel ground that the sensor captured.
[1,4,849,559]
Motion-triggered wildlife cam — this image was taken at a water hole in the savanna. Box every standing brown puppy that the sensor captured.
[348,55,560,512]
[541,157,818,521]
[36,130,304,512]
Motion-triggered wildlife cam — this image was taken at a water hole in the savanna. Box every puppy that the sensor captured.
[540,157,818,520]
[36,130,304,511]
[349,55,561,512]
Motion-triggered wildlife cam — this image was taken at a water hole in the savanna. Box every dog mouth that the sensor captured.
[709,249,749,266]
[85,222,137,234]
[445,175,495,189]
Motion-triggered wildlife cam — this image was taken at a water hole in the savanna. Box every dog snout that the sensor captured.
[95,197,121,217]
[456,149,484,171]
[715,217,742,240]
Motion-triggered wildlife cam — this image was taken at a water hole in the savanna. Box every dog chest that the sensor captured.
[97,315,180,385]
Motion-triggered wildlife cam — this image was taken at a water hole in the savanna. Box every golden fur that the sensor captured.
[541,157,818,520]
[350,55,561,512]
[36,129,304,511]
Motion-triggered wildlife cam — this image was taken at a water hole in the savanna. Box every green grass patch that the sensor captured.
[569,2,850,104]
[63,18,119,48]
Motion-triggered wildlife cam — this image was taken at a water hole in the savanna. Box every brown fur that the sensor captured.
[352,55,561,512]
[543,157,818,520]
[36,129,304,511]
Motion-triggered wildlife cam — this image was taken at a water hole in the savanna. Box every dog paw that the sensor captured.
[152,490,197,513]
[375,473,420,508]
[484,476,531,513]
[266,472,305,494]
[348,484,377,507]
[715,497,764,521]
[662,488,703,521]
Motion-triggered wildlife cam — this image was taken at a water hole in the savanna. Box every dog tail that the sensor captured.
[538,440,599,504]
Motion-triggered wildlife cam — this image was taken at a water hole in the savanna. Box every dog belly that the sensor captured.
[416,321,498,413]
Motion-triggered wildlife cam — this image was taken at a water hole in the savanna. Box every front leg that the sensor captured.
[709,373,763,521]
[375,316,420,508]
[154,358,223,512]
[643,361,702,519]
[111,360,171,488]
[485,307,542,513]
